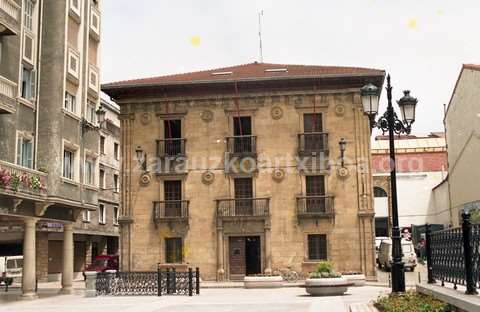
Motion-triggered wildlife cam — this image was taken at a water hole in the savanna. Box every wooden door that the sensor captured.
[305,175,326,213]
[229,237,246,277]
[234,178,253,216]
[164,180,182,217]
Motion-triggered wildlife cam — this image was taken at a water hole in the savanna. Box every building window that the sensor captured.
[98,204,106,224]
[86,101,96,124]
[304,113,323,132]
[114,142,119,160]
[165,237,182,263]
[67,49,80,78]
[308,234,327,261]
[374,187,388,198]
[23,0,34,31]
[21,67,35,100]
[100,136,105,154]
[69,0,81,16]
[375,217,389,237]
[85,156,95,186]
[99,168,105,189]
[63,149,75,180]
[16,135,33,169]
[113,174,119,192]
[64,92,76,113]
[83,210,91,222]
[113,206,119,225]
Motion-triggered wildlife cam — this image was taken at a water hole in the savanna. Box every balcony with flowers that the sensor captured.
[0,160,47,198]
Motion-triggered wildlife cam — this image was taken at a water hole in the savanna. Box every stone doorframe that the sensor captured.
[216,218,271,281]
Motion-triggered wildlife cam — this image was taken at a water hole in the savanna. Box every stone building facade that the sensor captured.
[0,0,104,297]
[103,62,383,281]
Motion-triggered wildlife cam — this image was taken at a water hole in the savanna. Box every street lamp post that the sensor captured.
[361,75,418,293]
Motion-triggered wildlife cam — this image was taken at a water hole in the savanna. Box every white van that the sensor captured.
[378,239,417,271]
[0,256,24,286]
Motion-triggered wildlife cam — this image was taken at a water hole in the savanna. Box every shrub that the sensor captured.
[375,291,453,312]
[309,261,341,279]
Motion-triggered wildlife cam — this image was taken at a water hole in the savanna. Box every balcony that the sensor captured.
[0,0,21,35]
[298,132,329,155]
[216,198,269,219]
[226,135,257,156]
[0,75,17,114]
[153,200,189,222]
[0,160,47,198]
[156,138,186,158]
[296,195,334,219]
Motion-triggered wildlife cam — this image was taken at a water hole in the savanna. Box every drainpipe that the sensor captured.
[33,0,44,170]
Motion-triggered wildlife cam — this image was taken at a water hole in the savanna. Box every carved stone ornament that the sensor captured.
[337,167,350,179]
[139,172,152,186]
[335,104,346,117]
[202,171,215,185]
[201,110,214,122]
[272,168,285,182]
[140,112,152,125]
[271,106,283,120]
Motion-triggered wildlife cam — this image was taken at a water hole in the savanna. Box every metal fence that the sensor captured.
[96,267,200,296]
[426,212,479,295]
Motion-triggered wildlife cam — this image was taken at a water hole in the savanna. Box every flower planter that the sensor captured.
[244,276,283,289]
[304,277,351,296]
[342,273,366,286]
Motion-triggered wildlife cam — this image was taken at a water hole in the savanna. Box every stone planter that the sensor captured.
[342,274,366,286]
[304,277,351,296]
[244,276,283,289]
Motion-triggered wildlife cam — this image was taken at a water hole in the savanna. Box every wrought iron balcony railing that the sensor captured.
[298,132,329,155]
[156,138,187,157]
[0,75,17,114]
[226,135,257,155]
[153,200,189,221]
[216,198,269,218]
[0,160,47,197]
[296,195,334,218]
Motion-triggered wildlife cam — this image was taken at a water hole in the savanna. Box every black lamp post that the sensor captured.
[361,75,418,293]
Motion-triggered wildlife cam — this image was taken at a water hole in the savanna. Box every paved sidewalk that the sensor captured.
[0,286,390,312]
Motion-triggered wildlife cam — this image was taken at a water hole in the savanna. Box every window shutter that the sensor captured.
[16,137,22,165]
[26,140,33,168]
[30,69,36,101]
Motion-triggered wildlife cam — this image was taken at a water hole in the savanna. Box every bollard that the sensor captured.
[84,271,98,297]
[195,267,200,295]
[188,268,193,296]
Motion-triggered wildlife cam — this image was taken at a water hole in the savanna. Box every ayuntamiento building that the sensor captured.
[102,62,384,281]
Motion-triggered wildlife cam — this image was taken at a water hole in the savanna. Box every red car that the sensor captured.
[83,255,119,279]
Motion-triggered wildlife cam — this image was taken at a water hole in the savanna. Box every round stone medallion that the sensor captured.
[271,106,283,120]
[337,167,350,179]
[139,172,151,186]
[140,112,152,125]
[201,110,214,122]
[335,104,346,117]
[202,171,215,185]
[272,168,285,182]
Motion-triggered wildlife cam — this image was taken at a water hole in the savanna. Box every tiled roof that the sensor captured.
[103,62,384,89]
[463,64,480,71]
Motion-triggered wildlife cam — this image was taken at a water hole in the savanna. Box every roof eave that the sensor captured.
[102,71,386,92]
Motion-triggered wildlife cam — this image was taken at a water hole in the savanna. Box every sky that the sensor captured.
[101,0,480,135]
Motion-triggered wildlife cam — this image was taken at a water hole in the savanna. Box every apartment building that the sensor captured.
[0,0,103,298]
[103,62,384,281]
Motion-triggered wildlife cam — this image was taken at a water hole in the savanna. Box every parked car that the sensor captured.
[378,239,417,271]
[82,255,119,279]
[0,256,24,286]
[375,236,389,265]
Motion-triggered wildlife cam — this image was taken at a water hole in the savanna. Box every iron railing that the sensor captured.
[296,195,334,218]
[216,198,269,218]
[153,200,189,221]
[156,138,186,157]
[426,213,479,295]
[96,267,200,296]
[298,132,328,155]
[226,135,257,155]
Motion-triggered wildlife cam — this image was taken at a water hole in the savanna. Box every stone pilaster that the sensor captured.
[61,223,74,294]
[36,231,49,282]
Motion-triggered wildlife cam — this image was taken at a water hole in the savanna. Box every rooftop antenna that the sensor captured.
[258,10,264,63]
